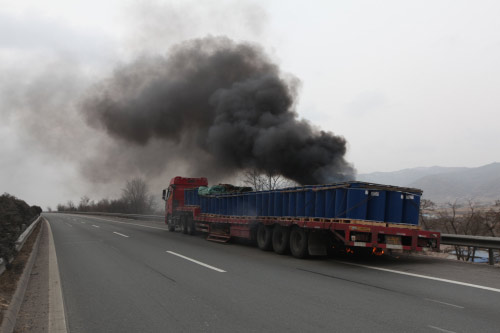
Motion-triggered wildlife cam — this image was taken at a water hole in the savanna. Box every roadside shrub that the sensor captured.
[0,194,41,261]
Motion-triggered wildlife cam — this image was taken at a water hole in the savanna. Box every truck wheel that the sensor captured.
[290,227,308,259]
[186,217,195,235]
[256,224,273,251]
[167,215,175,232]
[272,225,290,254]
[181,216,188,234]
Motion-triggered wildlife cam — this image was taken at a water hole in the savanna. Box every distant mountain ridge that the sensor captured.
[357,163,500,203]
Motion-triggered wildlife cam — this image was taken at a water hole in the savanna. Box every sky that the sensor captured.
[1,0,499,209]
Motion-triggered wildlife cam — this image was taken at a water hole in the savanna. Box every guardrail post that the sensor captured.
[488,248,495,265]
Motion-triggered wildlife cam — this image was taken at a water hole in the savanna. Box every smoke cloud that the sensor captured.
[82,36,354,185]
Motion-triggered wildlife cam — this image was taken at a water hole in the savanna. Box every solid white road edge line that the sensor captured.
[428,325,457,333]
[166,251,226,273]
[335,260,500,293]
[424,298,464,309]
[46,220,68,333]
[113,232,129,238]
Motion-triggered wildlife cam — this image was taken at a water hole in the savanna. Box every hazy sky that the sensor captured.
[1,0,499,208]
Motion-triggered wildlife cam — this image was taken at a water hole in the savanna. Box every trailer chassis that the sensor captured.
[173,206,440,257]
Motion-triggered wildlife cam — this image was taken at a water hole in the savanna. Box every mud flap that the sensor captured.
[308,231,327,256]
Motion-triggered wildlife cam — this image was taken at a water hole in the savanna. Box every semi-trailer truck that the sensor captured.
[162,176,440,258]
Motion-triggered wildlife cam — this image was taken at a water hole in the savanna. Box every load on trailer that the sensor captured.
[162,176,440,258]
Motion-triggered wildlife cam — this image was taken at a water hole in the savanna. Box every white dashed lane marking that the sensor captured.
[428,325,457,333]
[166,251,226,273]
[425,298,464,309]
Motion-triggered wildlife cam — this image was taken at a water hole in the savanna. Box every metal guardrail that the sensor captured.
[0,215,42,276]
[15,216,42,251]
[441,234,500,249]
[441,233,500,265]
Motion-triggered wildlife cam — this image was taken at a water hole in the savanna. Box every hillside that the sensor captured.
[358,163,500,204]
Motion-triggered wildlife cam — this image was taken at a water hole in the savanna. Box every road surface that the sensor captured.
[44,213,500,332]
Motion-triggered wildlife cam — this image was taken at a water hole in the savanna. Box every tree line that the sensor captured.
[56,170,295,215]
[56,178,159,215]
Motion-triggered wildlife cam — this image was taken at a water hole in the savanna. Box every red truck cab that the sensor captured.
[162,176,207,231]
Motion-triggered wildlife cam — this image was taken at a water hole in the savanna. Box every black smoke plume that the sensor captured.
[82,36,354,185]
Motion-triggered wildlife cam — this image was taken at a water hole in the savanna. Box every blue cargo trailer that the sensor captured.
[167,177,439,258]
[192,181,423,226]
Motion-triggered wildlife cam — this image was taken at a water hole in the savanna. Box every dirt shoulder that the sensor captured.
[0,221,42,325]
[14,220,49,333]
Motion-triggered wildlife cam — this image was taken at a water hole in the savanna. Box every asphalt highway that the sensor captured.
[44,213,500,333]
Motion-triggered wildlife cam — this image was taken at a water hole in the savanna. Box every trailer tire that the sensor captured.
[290,227,308,259]
[256,224,273,251]
[272,225,290,254]
[181,215,188,234]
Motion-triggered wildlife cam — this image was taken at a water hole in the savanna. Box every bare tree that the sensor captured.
[242,169,296,191]
[263,170,284,190]
[432,199,495,261]
[442,201,459,233]
[66,200,76,211]
[78,196,91,212]
[242,169,265,191]
[419,199,436,230]
[483,205,500,237]
[95,198,110,212]
[444,201,475,261]
[121,178,155,214]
